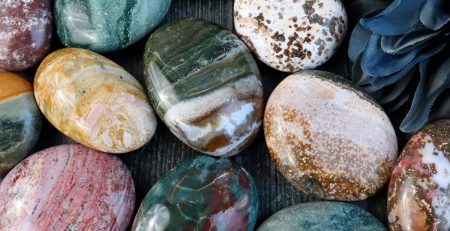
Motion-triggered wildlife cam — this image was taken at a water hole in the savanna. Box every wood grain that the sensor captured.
[28,0,400,228]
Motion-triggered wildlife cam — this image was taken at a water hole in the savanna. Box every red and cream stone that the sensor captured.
[0,144,135,230]
[388,120,450,231]
[264,71,398,201]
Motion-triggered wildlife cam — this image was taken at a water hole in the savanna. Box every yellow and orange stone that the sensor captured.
[0,72,42,176]
[34,48,157,153]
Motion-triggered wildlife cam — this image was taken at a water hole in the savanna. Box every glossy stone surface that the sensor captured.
[144,18,263,157]
[0,0,52,71]
[0,144,135,230]
[0,72,41,176]
[132,156,258,231]
[258,201,386,231]
[264,71,398,201]
[35,48,157,153]
[388,120,450,231]
[55,0,172,53]
[234,0,347,72]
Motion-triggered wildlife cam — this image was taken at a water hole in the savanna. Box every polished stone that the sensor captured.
[55,0,172,53]
[144,18,263,157]
[0,72,41,177]
[34,48,157,153]
[388,120,450,231]
[132,156,259,231]
[0,0,52,71]
[0,144,135,230]
[258,202,386,231]
[264,71,398,201]
[234,0,347,72]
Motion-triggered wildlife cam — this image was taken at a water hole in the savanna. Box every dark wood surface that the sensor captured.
[29,0,404,228]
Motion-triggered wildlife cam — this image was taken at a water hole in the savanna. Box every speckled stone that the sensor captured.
[34,48,157,153]
[0,72,41,177]
[258,202,386,231]
[0,0,53,71]
[55,0,172,53]
[234,0,347,72]
[132,156,259,231]
[144,18,263,157]
[264,71,398,201]
[388,120,450,231]
[0,144,135,230]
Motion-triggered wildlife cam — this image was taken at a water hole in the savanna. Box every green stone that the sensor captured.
[55,0,171,53]
[143,18,263,157]
[258,202,386,231]
[132,156,259,231]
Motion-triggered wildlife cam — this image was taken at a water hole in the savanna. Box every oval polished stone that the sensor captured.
[35,48,157,153]
[0,0,53,71]
[264,71,398,201]
[144,18,263,157]
[0,72,42,176]
[0,144,135,230]
[132,156,259,231]
[258,202,386,231]
[234,0,347,72]
[55,0,172,53]
[388,120,450,231]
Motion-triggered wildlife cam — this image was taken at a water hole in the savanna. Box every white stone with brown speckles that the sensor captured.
[234,0,347,72]
[264,71,398,201]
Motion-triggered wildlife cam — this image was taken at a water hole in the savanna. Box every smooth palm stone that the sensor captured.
[258,202,386,231]
[55,0,172,53]
[34,48,157,153]
[264,71,398,201]
[144,18,263,157]
[132,156,259,231]
[0,144,135,230]
[0,72,41,176]
[388,120,450,231]
[0,0,52,71]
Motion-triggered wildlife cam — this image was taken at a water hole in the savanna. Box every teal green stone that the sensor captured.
[132,156,259,231]
[258,202,386,231]
[55,0,171,53]
[0,93,42,177]
[143,18,263,157]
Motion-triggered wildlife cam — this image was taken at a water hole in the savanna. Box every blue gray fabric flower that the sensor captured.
[349,0,450,133]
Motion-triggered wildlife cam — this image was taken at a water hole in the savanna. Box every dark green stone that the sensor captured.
[258,202,386,231]
[143,18,263,157]
[55,0,171,52]
[0,94,42,177]
[132,156,259,230]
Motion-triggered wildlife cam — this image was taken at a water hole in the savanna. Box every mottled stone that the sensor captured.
[388,120,450,231]
[0,0,52,71]
[144,18,263,157]
[0,144,135,230]
[55,0,172,53]
[264,71,398,201]
[258,201,386,231]
[34,48,157,153]
[0,72,41,176]
[132,156,258,231]
[234,0,347,72]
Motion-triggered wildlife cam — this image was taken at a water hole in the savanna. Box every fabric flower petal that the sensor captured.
[381,27,441,55]
[348,22,373,62]
[400,54,450,133]
[420,0,450,30]
[361,0,427,36]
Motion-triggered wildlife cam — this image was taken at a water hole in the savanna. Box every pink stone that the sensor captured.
[0,144,135,231]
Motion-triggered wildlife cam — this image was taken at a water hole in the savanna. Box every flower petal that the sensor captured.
[381,27,441,54]
[400,54,450,133]
[348,22,373,62]
[420,0,450,30]
[361,0,427,36]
